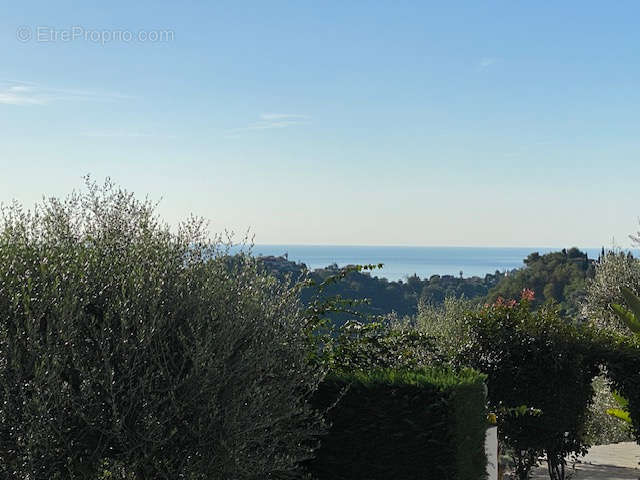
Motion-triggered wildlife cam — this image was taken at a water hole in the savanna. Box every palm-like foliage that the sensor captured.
[607,287,640,424]
[611,287,640,334]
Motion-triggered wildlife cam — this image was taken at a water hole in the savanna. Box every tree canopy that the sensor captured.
[487,248,595,317]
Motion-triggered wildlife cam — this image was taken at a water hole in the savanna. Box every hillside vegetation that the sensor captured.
[487,248,595,316]
[260,247,597,320]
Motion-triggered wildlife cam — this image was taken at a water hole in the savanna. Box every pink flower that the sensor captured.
[521,288,535,302]
[493,297,517,308]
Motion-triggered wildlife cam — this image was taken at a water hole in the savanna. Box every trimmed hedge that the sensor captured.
[307,368,487,480]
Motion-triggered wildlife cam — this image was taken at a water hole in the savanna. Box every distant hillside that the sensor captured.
[258,255,503,321]
[486,247,596,316]
[258,247,597,321]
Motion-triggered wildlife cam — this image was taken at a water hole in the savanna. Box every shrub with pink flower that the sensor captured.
[521,288,535,302]
[493,296,517,308]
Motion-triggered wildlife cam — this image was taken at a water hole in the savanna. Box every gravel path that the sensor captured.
[530,442,640,479]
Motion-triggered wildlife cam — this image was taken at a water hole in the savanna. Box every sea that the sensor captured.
[247,245,612,282]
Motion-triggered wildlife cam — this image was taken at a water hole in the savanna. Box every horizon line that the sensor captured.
[251,243,620,250]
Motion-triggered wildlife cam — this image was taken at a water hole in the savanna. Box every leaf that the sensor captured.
[621,287,640,320]
[612,391,629,409]
[611,303,640,334]
[606,408,632,424]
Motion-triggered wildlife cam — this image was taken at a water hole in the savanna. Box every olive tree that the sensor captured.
[581,250,640,333]
[0,179,324,479]
[580,247,640,447]
[415,296,480,363]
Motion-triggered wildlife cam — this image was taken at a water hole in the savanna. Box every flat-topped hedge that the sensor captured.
[307,367,488,480]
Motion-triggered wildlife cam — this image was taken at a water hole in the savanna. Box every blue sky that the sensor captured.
[1,1,639,247]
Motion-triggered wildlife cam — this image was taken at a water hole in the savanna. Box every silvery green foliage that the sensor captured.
[415,296,480,362]
[0,178,324,479]
[329,316,442,372]
[580,251,640,446]
[583,374,632,445]
[581,251,640,333]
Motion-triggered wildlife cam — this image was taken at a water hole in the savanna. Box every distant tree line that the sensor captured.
[259,246,597,321]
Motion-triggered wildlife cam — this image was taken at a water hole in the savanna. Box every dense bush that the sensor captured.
[306,368,487,480]
[461,295,599,480]
[0,180,324,479]
[328,319,443,372]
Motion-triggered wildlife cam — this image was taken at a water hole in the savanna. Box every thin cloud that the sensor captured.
[260,113,310,121]
[0,80,132,105]
[227,113,311,136]
[477,57,500,70]
[82,131,155,138]
[81,131,178,139]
